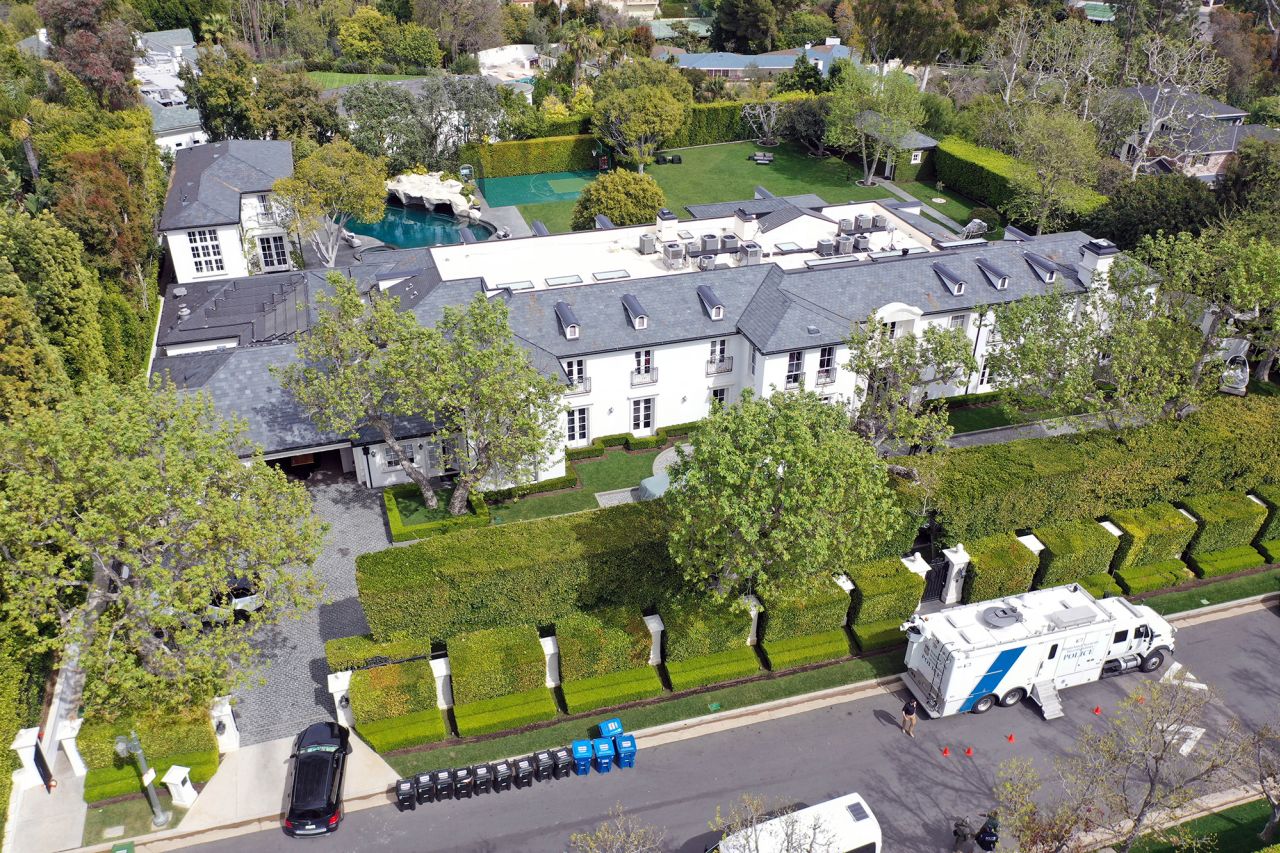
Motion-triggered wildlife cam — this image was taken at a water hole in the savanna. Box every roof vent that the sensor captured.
[172,287,188,297]
[177,307,191,318]
[982,606,1024,629]
[806,325,820,336]
[1024,252,1058,283]
[696,284,725,320]
[975,259,1010,291]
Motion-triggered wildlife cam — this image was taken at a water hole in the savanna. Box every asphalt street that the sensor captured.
[190,602,1280,853]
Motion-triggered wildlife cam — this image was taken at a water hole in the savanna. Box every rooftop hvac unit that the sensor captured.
[872,213,888,228]
[854,213,872,230]
[721,233,740,251]
[701,233,720,253]
[740,241,762,265]
[836,234,855,255]
[853,234,871,251]
[838,218,855,235]
[638,233,657,255]
[698,254,716,271]
[817,238,835,257]
[662,242,686,269]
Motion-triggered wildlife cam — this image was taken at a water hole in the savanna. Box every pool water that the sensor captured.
[348,204,495,248]
[478,170,598,207]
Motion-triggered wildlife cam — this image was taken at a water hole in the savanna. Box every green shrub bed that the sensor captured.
[763,630,851,670]
[760,580,851,642]
[383,485,489,543]
[852,618,906,651]
[357,502,676,641]
[1255,485,1280,541]
[666,647,761,691]
[964,533,1039,601]
[1115,560,1193,595]
[1182,492,1268,555]
[556,609,652,682]
[1108,501,1198,572]
[453,689,559,737]
[359,708,448,752]
[462,134,596,177]
[80,712,218,804]
[449,625,546,705]
[1079,571,1123,599]
[561,667,666,715]
[483,471,579,503]
[325,634,432,671]
[350,659,437,724]
[562,423,699,464]
[1187,546,1267,578]
[1032,519,1120,587]
[1261,540,1280,564]
[918,397,1280,543]
[848,557,924,626]
[661,597,752,663]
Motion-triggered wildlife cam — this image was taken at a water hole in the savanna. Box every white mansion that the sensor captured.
[149,141,1119,489]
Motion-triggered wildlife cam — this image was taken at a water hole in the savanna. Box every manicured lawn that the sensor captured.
[947,404,1018,433]
[896,180,1004,238]
[1141,567,1280,616]
[82,796,186,846]
[389,487,455,526]
[307,71,429,90]
[1132,796,1274,853]
[516,199,576,234]
[386,653,903,775]
[489,448,662,524]
[1249,377,1280,397]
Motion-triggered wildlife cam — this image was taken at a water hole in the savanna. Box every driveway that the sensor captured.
[232,468,387,746]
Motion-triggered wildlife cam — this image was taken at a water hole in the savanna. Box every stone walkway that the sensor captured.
[878,180,967,232]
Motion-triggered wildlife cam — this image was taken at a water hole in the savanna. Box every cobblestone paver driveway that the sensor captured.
[232,469,388,745]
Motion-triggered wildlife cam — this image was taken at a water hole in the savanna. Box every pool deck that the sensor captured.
[477,196,533,239]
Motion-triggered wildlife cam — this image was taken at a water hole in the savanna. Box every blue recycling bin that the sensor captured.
[614,733,637,769]
[597,717,624,739]
[571,740,593,776]
[592,737,615,773]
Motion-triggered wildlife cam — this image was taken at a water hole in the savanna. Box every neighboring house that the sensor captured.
[653,39,856,80]
[1117,85,1279,182]
[149,184,1119,492]
[854,110,938,181]
[159,140,295,285]
[1066,0,1117,22]
[649,19,713,41]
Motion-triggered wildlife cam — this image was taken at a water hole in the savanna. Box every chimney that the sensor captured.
[733,208,759,241]
[1081,238,1119,287]
[656,208,678,242]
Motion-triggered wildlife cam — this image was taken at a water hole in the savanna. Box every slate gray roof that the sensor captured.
[160,140,294,231]
[758,205,836,233]
[140,28,195,51]
[855,110,939,150]
[1121,86,1248,120]
[684,194,832,219]
[160,271,314,347]
[147,98,203,135]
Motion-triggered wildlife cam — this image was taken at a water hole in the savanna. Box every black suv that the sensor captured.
[283,722,351,837]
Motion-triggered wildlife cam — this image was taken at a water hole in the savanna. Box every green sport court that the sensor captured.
[478,171,598,207]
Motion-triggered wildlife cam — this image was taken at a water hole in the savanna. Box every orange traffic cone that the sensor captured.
[941,746,951,757]
[1007,733,1016,743]
[1093,705,1103,715]
[964,746,974,757]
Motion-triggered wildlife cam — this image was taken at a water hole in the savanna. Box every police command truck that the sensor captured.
[900,584,1175,718]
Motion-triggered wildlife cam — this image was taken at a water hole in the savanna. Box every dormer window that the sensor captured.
[1024,252,1059,284]
[976,258,1011,291]
[997,276,1009,290]
[566,324,579,339]
[622,294,649,331]
[554,300,580,341]
[711,305,724,320]
[933,262,966,297]
[696,284,726,320]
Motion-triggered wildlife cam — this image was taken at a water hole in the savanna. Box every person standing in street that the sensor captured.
[901,697,918,736]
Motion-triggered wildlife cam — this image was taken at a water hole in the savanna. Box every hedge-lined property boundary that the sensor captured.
[1108,502,1199,573]
[463,134,597,178]
[1182,492,1268,556]
[1033,519,1120,588]
[965,533,1039,601]
[79,713,219,804]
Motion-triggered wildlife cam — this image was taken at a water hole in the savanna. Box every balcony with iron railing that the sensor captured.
[706,356,734,375]
[564,377,591,396]
[631,367,659,386]
[816,367,836,385]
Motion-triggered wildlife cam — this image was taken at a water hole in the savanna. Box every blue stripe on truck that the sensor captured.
[958,646,1026,712]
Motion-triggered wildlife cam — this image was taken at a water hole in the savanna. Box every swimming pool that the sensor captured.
[348,204,496,248]
[478,170,598,207]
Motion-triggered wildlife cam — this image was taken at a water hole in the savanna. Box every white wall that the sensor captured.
[353,435,566,489]
[166,224,249,285]
[156,128,208,154]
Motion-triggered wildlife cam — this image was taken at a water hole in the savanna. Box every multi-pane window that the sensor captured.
[567,407,589,442]
[749,348,757,375]
[384,445,414,470]
[634,349,653,374]
[632,397,653,431]
[564,358,586,386]
[709,339,727,363]
[978,360,991,385]
[949,314,967,330]
[711,387,726,405]
[817,345,835,384]
[258,235,289,269]
[257,193,272,218]
[424,441,441,470]
[785,350,804,389]
[187,229,224,274]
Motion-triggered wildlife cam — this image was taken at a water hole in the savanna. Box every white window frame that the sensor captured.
[564,358,586,385]
[749,348,757,375]
[187,229,224,275]
[565,323,579,340]
[785,350,804,388]
[710,338,727,362]
[949,314,968,330]
[567,407,589,442]
[711,305,724,320]
[910,150,923,165]
[632,397,654,431]
[257,234,289,270]
[979,360,991,385]
[634,349,653,375]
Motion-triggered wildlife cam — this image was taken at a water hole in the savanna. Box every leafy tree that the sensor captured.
[825,68,924,185]
[1006,105,1099,235]
[776,54,827,94]
[845,315,976,453]
[0,261,69,420]
[395,22,443,68]
[272,140,386,268]
[1219,136,1280,217]
[571,170,666,230]
[1086,174,1220,250]
[833,0,855,42]
[1250,721,1280,843]
[712,0,778,53]
[248,65,340,144]
[342,82,441,173]
[569,804,665,853]
[778,10,834,48]
[852,0,958,75]
[338,6,399,64]
[782,94,830,155]
[180,43,256,141]
[36,0,137,109]
[666,390,904,602]
[0,379,326,718]
[592,87,688,173]
[412,0,501,60]
[592,58,694,104]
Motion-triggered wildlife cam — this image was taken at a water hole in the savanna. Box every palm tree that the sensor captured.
[563,21,600,92]
[199,12,233,45]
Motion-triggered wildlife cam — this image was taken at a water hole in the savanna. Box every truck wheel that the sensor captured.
[999,688,1026,707]
[1140,650,1166,673]
[971,694,996,714]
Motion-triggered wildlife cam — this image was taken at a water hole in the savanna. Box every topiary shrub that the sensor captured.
[460,134,596,178]
[1079,572,1123,599]
[453,690,559,737]
[359,709,449,752]
[1187,546,1266,578]
[351,659,438,724]
[1032,519,1120,588]
[1115,559,1193,595]
[661,597,752,663]
[561,667,665,714]
[449,625,546,706]
[383,486,489,543]
[666,647,761,691]
[764,630,851,670]
[556,609,652,681]
[570,170,667,231]
[1262,540,1280,564]
[964,533,1039,602]
[760,580,851,642]
[1182,492,1268,555]
[1108,501,1199,572]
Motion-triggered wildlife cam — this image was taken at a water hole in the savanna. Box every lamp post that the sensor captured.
[114,731,171,827]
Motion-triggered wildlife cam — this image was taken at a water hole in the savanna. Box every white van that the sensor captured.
[710,792,882,853]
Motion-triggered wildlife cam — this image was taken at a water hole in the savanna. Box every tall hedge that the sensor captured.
[356,502,676,642]
[1108,501,1198,572]
[934,136,1105,226]
[664,101,749,149]
[760,580,852,642]
[848,557,924,626]
[920,397,1280,543]
[964,533,1039,602]
[1181,492,1268,556]
[350,659,437,723]
[661,597,752,662]
[462,134,597,178]
[555,609,651,682]
[1032,519,1120,587]
[448,625,547,705]
[1254,485,1280,542]
[80,711,219,803]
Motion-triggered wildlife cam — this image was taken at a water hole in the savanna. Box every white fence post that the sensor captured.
[941,544,970,605]
[326,673,354,729]
[57,718,86,777]
[642,614,665,665]
[540,636,561,688]
[429,656,453,709]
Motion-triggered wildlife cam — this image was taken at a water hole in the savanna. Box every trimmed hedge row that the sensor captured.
[666,647,761,691]
[848,557,924,626]
[1033,519,1120,588]
[1079,571,1123,599]
[1187,546,1267,578]
[463,134,597,178]
[1182,492,1268,556]
[350,659,437,724]
[1256,486,1280,541]
[483,470,579,503]
[453,689,559,737]
[561,667,666,715]
[920,397,1280,544]
[664,101,749,149]
[358,709,448,753]
[325,634,432,672]
[383,486,489,543]
[964,533,1039,602]
[80,712,219,804]
[1262,540,1280,564]
[1115,560,1193,595]
[763,630,852,670]
[661,597,752,663]
[934,136,1105,226]
[556,609,651,682]
[449,625,546,705]
[565,422,699,463]
[760,580,851,642]
[1108,502,1198,573]
[852,618,906,651]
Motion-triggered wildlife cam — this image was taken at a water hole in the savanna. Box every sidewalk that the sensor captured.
[5,753,85,853]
